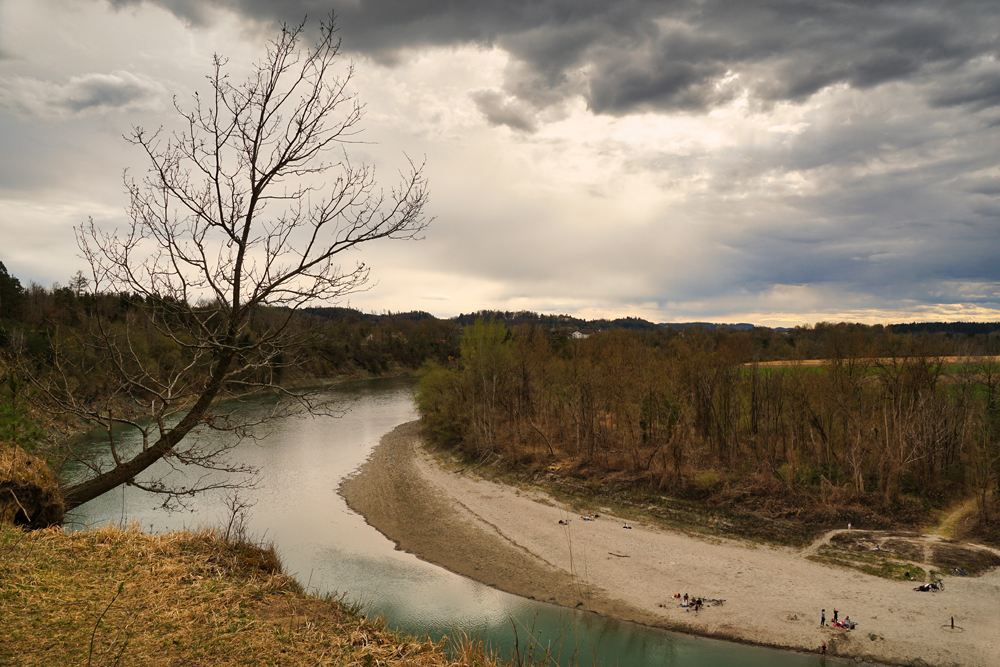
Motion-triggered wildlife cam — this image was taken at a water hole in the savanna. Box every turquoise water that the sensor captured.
[66,378,861,666]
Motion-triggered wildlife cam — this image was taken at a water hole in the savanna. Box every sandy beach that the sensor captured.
[340,421,1000,667]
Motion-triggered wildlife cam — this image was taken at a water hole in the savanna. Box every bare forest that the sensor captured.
[418,319,1000,544]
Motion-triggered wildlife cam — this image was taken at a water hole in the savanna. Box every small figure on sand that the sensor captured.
[833,608,838,623]
[821,642,827,655]
[558,519,569,525]
[622,522,632,529]
[821,609,826,626]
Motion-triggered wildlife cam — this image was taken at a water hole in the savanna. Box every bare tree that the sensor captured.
[68,271,89,298]
[16,16,429,518]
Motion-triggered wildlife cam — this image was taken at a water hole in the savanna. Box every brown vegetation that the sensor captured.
[418,320,1000,541]
[0,444,64,527]
[0,522,512,667]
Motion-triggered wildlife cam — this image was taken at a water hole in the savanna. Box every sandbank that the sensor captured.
[340,421,999,667]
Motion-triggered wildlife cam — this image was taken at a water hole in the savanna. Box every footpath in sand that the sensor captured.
[340,422,1000,667]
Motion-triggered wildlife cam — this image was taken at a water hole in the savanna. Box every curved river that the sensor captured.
[67,378,855,667]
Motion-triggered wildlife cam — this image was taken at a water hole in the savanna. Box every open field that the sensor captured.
[750,355,1000,368]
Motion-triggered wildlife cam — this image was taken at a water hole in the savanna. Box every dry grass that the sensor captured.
[807,545,927,581]
[929,542,1000,575]
[0,444,64,527]
[0,522,513,667]
[0,444,55,490]
[750,355,1000,368]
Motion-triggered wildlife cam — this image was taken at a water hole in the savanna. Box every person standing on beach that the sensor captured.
[833,609,838,623]
[821,609,826,626]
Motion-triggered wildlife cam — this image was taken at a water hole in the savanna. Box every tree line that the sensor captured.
[418,319,1000,540]
[1,263,459,393]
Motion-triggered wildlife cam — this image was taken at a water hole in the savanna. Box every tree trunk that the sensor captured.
[61,349,235,511]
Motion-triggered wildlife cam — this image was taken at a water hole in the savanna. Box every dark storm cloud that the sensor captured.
[111,0,1000,117]
[930,70,1000,110]
[582,27,739,113]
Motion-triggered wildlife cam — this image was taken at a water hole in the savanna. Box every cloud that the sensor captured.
[107,0,218,27]
[7,0,1000,324]
[470,89,537,132]
[115,1,1000,120]
[0,71,166,118]
[930,69,1000,111]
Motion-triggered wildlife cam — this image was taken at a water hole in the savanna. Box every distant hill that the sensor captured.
[452,310,773,332]
[302,308,1000,338]
[887,321,1000,336]
[453,310,667,331]
[302,307,438,323]
[658,321,758,331]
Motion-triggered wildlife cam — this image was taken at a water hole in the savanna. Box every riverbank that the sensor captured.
[340,421,1000,667]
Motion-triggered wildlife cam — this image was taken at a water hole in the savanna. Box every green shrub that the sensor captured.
[692,469,723,493]
[415,360,464,445]
[0,403,44,452]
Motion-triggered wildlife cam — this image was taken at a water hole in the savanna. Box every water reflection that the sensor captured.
[67,377,857,667]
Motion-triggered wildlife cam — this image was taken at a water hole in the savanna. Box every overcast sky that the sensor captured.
[3,0,1000,327]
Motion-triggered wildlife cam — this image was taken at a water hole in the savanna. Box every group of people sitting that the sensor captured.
[672,593,707,612]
